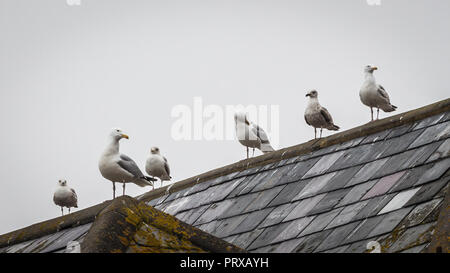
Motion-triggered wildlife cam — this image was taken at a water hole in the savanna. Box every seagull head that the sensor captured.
[58,179,67,186]
[306,90,318,98]
[364,65,378,73]
[234,111,250,125]
[150,147,160,154]
[110,128,129,141]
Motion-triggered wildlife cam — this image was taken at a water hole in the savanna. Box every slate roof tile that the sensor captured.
[308,188,350,215]
[282,157,321,184]
[231,208,275,235]
[293,173,336,200]
[229,228,264,249]
[361,171,406,199]
[248,222,292,250]
[298,207,343,237]
[314,221,362,252]
[271,216,315,244]
[406,176,449,206]
[338,179,378,206]
[426,138,450,162]
[258,202,300,228]
[294,229,334,253]
[386,222,436,253]
[326,200,370,229]
[303,151,345,179]
[284,194,326,222]
[346,158,390,186]
[409,121,450,149]
[354,193,396,219]
[319,165,364,192]
[396,198,443,230]
[378,188,421,215]
[268,180,309,207]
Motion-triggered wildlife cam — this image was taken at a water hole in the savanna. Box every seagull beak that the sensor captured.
[121,134,129,139]
[372,67,378,71]
[306,93,310,97]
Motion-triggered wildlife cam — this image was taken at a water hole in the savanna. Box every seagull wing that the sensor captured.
[251,123,270,144]
[377,85,390,102]
[118,154,146,178]
[163,156,171,177]
[320,107,333,124]
[304,114,311,126]
[71,188,78,206]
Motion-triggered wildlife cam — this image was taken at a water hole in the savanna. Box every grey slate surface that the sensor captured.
[0,223,91,253]
[150,112,450,253]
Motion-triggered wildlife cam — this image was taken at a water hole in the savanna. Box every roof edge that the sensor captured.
[139,98,450,203]
[0,200,113,249]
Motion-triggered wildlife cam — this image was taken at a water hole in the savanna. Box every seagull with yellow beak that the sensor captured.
[98,128,156,198]
[360,65,397,121]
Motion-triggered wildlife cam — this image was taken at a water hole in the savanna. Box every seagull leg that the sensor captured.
[377,108,380,120]
[246,147,249,159]
[69,207,71,214]
[112,182,116,199]
[252,148,255,157]
[123,183,126,196]
[314,128,317,139]
[371,107,374,121]
[320,128,323,138]
[61,207,63,216]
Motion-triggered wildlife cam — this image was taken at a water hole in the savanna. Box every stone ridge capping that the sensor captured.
[81,196,246,253]
[0,200,113,249]
[139,98,450,203]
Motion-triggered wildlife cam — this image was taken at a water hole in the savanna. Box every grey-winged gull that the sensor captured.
[234,112,275,158]
[305,90,340,139]
[360,65,397,121]
[53,179,78,216]
[98,128,156,198]
[145,146,172,188]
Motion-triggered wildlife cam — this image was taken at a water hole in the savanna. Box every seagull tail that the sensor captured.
[327,124,340,131]
[261,143,275,153]
[135,176,156,187]
[381,104,397,112]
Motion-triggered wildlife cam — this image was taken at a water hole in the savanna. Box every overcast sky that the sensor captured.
[0,0,449,234]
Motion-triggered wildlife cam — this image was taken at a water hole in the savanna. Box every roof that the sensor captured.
[138,98,450,253]
[1,98,449,253]
[0,196,245,253]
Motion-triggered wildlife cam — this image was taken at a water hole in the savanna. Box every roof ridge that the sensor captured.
[138,98,450,203]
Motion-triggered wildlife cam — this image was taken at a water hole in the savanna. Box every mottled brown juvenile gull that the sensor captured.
[360,65,397,121]
[98,128,156,198]
[145,146,171,188]
[53,179,78,216]
[304,90,340,139]
[234,112,275,158]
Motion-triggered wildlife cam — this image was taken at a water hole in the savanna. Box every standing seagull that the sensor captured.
[145,147,172,188]
[53,179,78,216]
[304,90,340,139]
[98,128,156,198]
[360,65,397,121]
[234,112,274,158]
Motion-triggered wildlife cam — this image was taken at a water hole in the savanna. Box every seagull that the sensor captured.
[53,179,78,216]
[145,147,172,188]
[98,128,156,198]
[234,112,274,158]
[304,90,340,139]
[360,65,397,121]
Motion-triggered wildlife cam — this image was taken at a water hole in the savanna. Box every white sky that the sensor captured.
[0,0,449,234]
